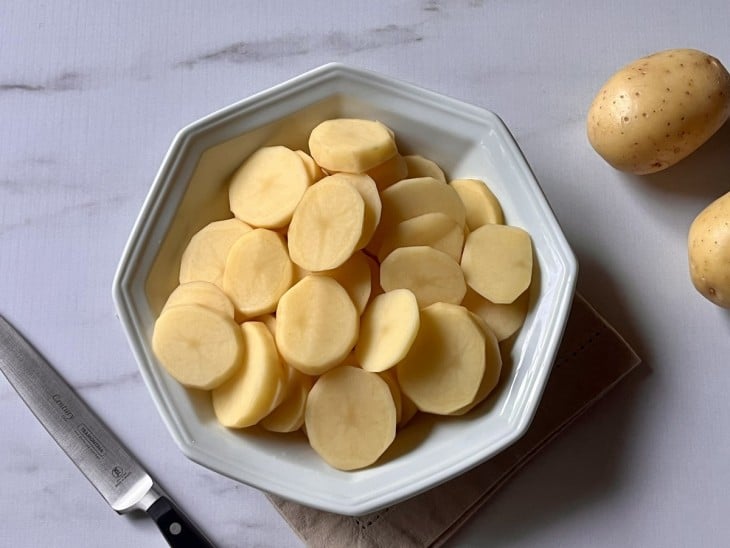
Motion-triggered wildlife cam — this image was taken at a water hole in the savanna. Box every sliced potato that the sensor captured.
[252,314,292,408]
[462,287,530,341]
[364,253,384,302]
[162,280,235,319]
[212,321,286,428]
[355,289,420,373]
[380,246,466,308]
[449,178,504,229]
[308,118,398,173]
[461,224,533,304]
[450,313,502,415]
[296,150,324,183]
[305,366,396,470]
[276,276,359,375]
[399,392,419,428]
[315,251,371,315]
[223,228,294,318]
[365,154,408,190]
[292,262,310,283]
[287,176,365,271]
[323,173,381,249]
[179,218,252,288]
[403,154,447,183]
[229,146,312,228]
[396,303,486,415]
[255,313,277,337]
[152,304,243,390]
[378,369,403,424]
[380,176,466,227]
[368,176,466,255]
[377,211,464,263]
[338,351,360,367]
[260,369,314,433]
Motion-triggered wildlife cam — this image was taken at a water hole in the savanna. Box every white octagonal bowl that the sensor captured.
[113,63,577,515]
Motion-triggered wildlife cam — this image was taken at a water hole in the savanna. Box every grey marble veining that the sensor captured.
[0,71,86,93]
[176,24,424,69]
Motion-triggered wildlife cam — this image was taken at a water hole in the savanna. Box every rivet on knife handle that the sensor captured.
[147,495,216,548]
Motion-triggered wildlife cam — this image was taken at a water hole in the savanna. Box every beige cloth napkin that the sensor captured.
[268,294,642,547]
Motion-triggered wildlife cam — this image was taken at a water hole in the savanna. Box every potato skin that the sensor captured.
[587,49,730,174]
[688,191,730,308]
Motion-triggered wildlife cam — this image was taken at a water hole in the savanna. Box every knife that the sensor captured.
[0,314,215,548]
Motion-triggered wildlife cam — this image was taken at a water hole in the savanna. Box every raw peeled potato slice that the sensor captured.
[399,393,418,428]
[403,154,447,183]
[380,177,466,228]
[152,304,243,390]
[260,369,314,433]
[315,251,372,315]
[212,321,286,428]
[223,228,294,318]
[292,262,310,283]
[450,313,503,415]
[229,145,312,228]
[461,224,533,304]
[380,246,466,308]
[369,176,466,255]
[276,275,359,375]
[179,218,252,288]
[355,289,420,373]
[308,118,398,173]
[396,303,486,415]
[378,369,403,424]
[324,173,381,249]
[377,211,465,263]
[365,154,408,190]
[296,150,324,182]
[287,176,365,271]
[305,366,396,471]
[449,178,504,229]
[462,288,530,341]
[162,280,235,319]
[365,253,383,302]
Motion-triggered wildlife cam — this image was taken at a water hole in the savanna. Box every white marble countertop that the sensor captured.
[2,1,730,546]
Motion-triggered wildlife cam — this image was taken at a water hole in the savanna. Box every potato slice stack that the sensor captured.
[151,118,534,471]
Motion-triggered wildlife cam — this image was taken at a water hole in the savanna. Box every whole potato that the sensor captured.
[587,48,730,174]
[688,191,730,308]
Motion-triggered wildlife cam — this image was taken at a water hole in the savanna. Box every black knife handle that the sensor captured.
[147,495,215,548]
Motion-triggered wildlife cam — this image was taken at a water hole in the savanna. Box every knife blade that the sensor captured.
[0,314,215,548]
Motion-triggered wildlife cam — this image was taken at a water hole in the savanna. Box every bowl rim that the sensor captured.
[112,62,578,515]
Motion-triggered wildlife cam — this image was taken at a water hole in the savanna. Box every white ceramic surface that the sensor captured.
[113,63,577,515]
